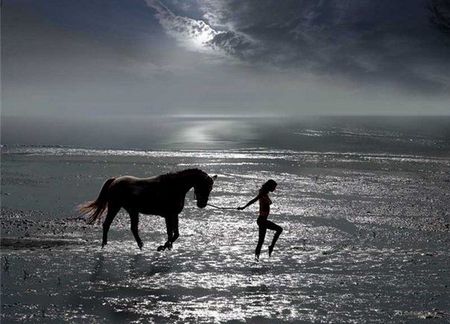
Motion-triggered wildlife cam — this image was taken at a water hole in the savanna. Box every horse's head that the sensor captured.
[194,174,217,208]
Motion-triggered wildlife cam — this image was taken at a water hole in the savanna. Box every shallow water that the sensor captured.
[1,143,450,322]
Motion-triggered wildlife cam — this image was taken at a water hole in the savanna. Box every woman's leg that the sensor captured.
[266,220,283,256]
[255,220,267,259]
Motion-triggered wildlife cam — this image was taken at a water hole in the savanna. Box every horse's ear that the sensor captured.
[212,175,218,181]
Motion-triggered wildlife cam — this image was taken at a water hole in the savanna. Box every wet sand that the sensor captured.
[1,148,450,323]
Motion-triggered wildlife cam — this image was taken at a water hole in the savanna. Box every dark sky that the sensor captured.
[2,0,450,117]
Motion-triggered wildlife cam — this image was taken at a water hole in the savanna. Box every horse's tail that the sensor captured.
[79,178,116,225]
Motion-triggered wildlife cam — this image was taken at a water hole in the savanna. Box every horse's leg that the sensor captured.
[171,215,179,244]
[102,203,120,248]
[129,211,143,250]
[157,216,173,251]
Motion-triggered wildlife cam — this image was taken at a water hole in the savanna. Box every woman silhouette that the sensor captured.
[238,179,282,260]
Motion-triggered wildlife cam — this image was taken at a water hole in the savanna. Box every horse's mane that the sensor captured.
[159,168,207,183]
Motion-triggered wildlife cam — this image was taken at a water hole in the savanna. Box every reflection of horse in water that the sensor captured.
[79,169,216,251]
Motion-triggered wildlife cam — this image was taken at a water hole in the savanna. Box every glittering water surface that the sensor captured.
[1,147,450,323]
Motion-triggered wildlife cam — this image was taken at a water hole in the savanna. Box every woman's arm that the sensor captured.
[237,194,260,210]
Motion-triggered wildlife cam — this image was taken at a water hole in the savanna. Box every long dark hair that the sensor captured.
[259,179,277,195]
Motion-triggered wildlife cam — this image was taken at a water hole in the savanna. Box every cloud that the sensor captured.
[149,0,450,96]
[144,0,220,53]
[429,0,450,34]
[144,0,256,58]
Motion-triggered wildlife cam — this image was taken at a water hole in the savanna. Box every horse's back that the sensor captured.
[110,176,160,194]
[108,175,170,214]
[114,175,159,184]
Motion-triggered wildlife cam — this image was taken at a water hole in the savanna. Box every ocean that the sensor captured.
[1,116,450,322]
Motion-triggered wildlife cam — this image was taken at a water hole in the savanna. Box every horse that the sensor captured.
[79,169,217,251]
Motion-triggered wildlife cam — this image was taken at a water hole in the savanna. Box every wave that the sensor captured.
[3,146,449,165]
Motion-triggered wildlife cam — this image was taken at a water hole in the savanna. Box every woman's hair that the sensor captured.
[259,179,277,194]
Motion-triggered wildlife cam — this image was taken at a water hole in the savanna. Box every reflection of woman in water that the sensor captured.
[238,179,283,260]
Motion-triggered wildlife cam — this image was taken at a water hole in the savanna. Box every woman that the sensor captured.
[238,179,282,260]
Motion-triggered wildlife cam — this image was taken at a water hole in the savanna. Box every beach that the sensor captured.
[1,118,450,322]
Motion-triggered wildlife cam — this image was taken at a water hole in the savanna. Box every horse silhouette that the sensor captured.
[79,169,217,250]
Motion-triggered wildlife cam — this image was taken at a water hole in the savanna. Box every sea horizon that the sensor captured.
[2,115,450,156]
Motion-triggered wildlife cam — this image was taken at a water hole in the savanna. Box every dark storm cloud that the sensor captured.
[154,0,450,95]
[429,0,450,34]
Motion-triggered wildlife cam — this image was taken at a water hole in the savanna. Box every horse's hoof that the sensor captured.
[102,243,107,248]
[138,242,143,250]
[268,246,274,257]
[157,245,165,251]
